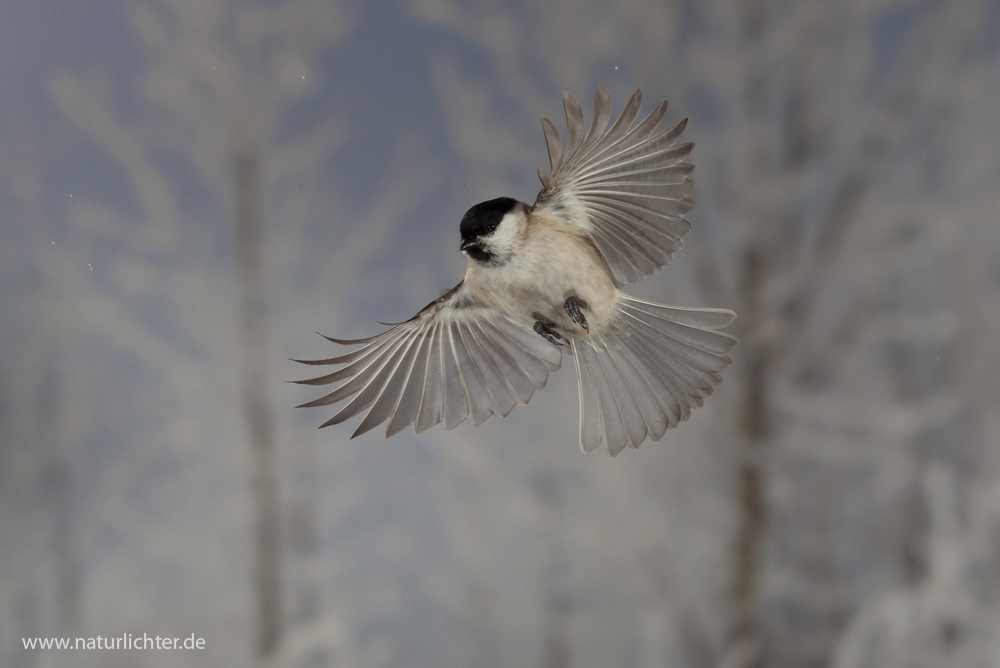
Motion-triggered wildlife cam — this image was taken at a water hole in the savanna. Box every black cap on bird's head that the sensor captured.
[459,197,519,263]
[460,197,518,243]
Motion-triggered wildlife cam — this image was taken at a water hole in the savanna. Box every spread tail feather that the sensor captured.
[571,297,737,456]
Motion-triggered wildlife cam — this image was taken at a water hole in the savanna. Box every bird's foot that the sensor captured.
[533,320,566,346]
[564,296,589,330]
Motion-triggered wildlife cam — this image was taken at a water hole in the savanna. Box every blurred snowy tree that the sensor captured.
[832,466,1000,668]
[33,0,364,663]
[2,0,998,666]
[412,0,1000,666]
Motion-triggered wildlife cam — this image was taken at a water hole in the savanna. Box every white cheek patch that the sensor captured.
[483,211,523,261]
[493,212,522,242]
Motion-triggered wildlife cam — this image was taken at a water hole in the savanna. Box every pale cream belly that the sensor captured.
[466,237,619,338]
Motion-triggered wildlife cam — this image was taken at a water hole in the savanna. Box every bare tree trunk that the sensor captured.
[729,245,769,668]
[234,148,282,661]
[287,447,319,627]
[730,0,774,652]
[40,339,81,640]
[50,452,79,637]
[728,2,776,660]
[536,472,570,668]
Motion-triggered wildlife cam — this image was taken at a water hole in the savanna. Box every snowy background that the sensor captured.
[2,0,1000,667]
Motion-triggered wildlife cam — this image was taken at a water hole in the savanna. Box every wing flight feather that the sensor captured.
[533,86,696,287]
[294,282,562,437]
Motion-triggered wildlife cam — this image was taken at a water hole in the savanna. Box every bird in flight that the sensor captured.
[294,86,737,456]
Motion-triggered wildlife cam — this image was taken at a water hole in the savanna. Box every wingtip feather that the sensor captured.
[541,116,563,172]
[319,332,373,345]
[537,166,552,190]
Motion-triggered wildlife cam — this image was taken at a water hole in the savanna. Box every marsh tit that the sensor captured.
[295,86,737,456]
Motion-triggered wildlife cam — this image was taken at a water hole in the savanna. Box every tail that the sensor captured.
[571,296,737,456]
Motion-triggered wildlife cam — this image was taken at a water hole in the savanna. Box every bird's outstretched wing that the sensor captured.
[532,86,695,287]
[293,282,562,438]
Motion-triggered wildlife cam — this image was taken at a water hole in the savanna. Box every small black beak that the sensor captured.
[460,238,480,252]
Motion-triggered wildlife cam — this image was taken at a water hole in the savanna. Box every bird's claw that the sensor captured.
[534,321,566,345]
[564,296,589,330]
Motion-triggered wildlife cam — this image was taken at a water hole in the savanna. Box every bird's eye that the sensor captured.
[486,223,497,233]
